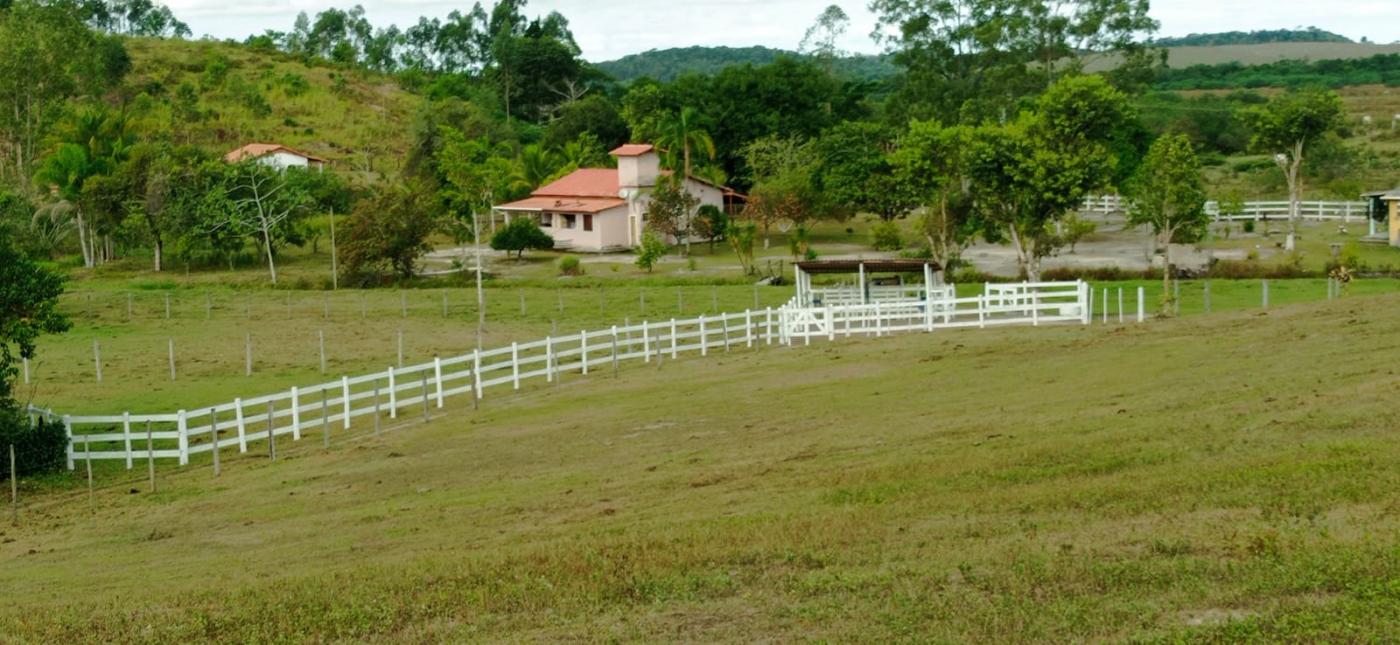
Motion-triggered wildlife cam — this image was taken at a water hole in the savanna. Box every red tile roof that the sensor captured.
[609,143,655,157]
[224,143,328,164]
[495,196,626,214]
[532,168,620,198]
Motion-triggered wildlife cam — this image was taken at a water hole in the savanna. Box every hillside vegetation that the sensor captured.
[595,46,896,83]
[1153,27,1354,47]
[121,37,422,181]
[5,294,1400,640]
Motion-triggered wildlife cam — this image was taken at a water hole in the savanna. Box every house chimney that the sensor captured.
[611,144,659,190]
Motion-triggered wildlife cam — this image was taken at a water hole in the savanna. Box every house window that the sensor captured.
[539,213,552,227]
[562,214,576,229]
[583,214,593,231]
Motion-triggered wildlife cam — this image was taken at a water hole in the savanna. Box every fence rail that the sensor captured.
[1082,195,1371,222]
[28,282,1091,470]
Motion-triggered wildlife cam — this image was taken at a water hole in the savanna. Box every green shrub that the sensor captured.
[871,220,903,251]
[0,408,67,478]
[557,255,583,276]
[634,231,668,273]
[1243,220,1256,234]
[490,218,553,260]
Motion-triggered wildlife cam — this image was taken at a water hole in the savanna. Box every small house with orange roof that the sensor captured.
[493,144,743,252]
[224,143,328,171]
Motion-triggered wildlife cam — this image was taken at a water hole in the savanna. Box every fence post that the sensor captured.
[85,436,93,510]
[512,342,522,389]
[979,294,987,329]
[643,322,652,362]
[1204,281,1211,313]
[722,315,732,352]
[826,305,835,341]
[322,390,330,448]
[765,308,773,345]
[421,374,431,422]
[290,387,301,441]
[1262,279,1269,309]
[168,339,176,381]
[145,420,155,492]
[235,398,247,452]
[545,337,555,383]
[1031,290,1039,327]
[63,415,74,470]
[1137,287,1145,322]
[92,340,101,383]
[745,310,754,348]
[177,409,189,466]
[373,383,381,435]
[245,333,252,376]
[434,357,445,407]
[473,350,484,401]
[387,367,398,419]
[319,330,326,374]
[699,316,708,356]
[580,332,590,375]
[611,327,620,377]
[266,401,276,460]
[212,409,221,477]
[164,293,171,319]
[118,410,135,469]
[670,319,679,358]
[340,376,352,429]
[397,328,404,368]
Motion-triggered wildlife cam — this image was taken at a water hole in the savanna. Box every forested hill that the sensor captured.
[595,46,897,83]
[1153,28,1354,48]
[122,37,422,182]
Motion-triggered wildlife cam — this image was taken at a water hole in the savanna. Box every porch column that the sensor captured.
[858,263,867,305]
[923,263,933,303]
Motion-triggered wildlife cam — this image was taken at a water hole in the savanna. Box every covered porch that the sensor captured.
[792,259,949,308]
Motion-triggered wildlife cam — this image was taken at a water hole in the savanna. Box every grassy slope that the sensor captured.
[6,293,1400,640]
[122,38,422,183]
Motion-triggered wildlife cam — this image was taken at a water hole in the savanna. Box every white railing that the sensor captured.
[781,281,1087,341]
[1203,200,1368,222]
[1084,195,1370,222]
[28,281,1090,470]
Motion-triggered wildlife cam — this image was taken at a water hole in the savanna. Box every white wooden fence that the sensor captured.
[1082,195,1370,222]
[27,282,1090,471]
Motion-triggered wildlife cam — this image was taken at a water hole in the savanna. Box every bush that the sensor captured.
[557,255,583,276]
[0,407,67,478]
[490,218,554,260]
[871,220,903,251]
[634,231,668,273]
[1243,220,1256,234]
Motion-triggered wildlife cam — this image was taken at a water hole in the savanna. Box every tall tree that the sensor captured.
[1245,88,1345,251]
[892,121,976,268]
[800,4,850,73]
[656,106,715,184]
[811,121,911,221]
[1124,133,1208,314]
[214,162,315,284]
[0,229,70,441]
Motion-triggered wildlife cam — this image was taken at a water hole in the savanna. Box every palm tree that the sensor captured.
[515,143,563,190]
[657,107,715,184]
[32,143,97,267]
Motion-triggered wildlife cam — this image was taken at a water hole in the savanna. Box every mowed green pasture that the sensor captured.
[5,292,1400,640]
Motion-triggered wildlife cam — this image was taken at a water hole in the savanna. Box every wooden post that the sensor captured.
[330,208,338,290]
[640,288,646,314]
[63,415,73,471]
[557,289,563,314]
[85,436,93,510]
[611,327,619,377]
[699,316,708,356]
[206,294,212,319]
[1118,288,1124,324]
[92,340,102,383]
[765,308,773,345]
[211,408,221,477]
[341,376,351,429]
[1137,287,1145,322]
[266,400,276,461]
[122,412,132,469]
[168,339,176,381]
[546,337,555,383]
[323,296,329,320]
[322,389,330,448]
[443,291,449,318]
[319,330,326,374]
[400,291,407,318]
[372,382,382,435]
[1102,288,1108,324]
[397,328,404,368]
[712,287,718,313]
[581,332,590,375]
[472,350,483,406]
[745,311,753,348]
[1262,279,1270,309]
[753,283,759,309]
[677,289,683,314]
[164,293,171,320]
[1204,281,1211,313]
[1174,281,1181,316]
[145,420,155,493]
[434,357,445,408]
[245,333,252,376]
[387,367,398,419]
[671,319,678,358]
[421,373,430,422]
[177,409,189,466]
[10,443,17,524]
[126,292,132,320]
[235,398,247,452]
[512,342,522,389]
[290,387,301,441]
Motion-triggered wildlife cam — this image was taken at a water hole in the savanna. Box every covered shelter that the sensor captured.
[1361,188,1400,244]
[793,259,947,308]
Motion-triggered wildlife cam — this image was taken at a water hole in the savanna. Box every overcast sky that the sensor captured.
[164,0,1400,62]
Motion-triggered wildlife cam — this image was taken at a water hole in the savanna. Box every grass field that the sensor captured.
[26,276,1400,416]
[5,291,1400,640]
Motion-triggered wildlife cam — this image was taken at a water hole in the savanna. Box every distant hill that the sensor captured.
[1153,28,1353,48]
[595,46,897,83]
[122,37,422,182]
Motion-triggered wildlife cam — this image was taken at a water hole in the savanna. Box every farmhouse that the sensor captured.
[493,144,744,252]
[1362,188,1400,247]
[224,143,328,171]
